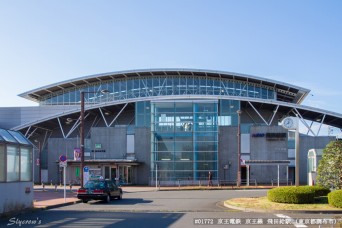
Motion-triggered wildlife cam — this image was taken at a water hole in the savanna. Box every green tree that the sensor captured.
[316,140,342,189]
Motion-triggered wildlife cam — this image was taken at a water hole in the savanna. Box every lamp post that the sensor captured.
[236,109,242,187]
[80,89,109,187]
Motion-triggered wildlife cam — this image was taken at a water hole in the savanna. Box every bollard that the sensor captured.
[51,180,53,186]
[55,184,58,192]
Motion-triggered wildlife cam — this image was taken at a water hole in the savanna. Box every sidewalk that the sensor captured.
[33,185,81,209]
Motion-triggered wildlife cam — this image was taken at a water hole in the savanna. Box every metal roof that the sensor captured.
[18,68,310,104]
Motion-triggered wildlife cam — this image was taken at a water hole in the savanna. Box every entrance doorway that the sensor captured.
[118,166,133,185]
[111,167,117,181]
[241,166,247,181]
[289,167,295,184]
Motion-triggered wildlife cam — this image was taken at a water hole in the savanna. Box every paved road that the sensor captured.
[1,189,341,228]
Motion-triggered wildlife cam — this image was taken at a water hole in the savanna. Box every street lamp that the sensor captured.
[236,109,242,187]
[80,89,109,187]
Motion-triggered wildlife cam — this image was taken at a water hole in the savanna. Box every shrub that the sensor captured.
[267,186,315,204]
[328,190,342,208]
[300,185,330,197]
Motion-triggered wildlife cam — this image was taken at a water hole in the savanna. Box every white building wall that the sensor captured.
[0,182,33,214]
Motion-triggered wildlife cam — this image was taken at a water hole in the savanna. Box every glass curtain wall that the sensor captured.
[151,100,218,181]
[41,76,276,105]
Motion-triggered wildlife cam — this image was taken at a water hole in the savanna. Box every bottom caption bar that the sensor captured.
[193,218,342,225]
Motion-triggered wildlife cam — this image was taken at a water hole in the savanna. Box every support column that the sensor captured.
[277,164,280,187]
[247,165,250,186]
[295,127,300,186]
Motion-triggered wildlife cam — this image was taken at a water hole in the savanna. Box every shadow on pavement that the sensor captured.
[88,198,153,205]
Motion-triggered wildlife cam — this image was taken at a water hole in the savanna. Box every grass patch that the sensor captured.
[225,197,342,211]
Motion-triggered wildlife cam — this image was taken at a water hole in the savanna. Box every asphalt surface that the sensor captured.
[1,186,342,228]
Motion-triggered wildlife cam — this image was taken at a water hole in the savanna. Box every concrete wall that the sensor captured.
[134,127,151,185]
[249,125,288,184]
[298,135,334,185]
[47,138,80,184]
[91,127,127,159]
[0,182,33,214]
[218,125,288,184]
[218,126,238,181]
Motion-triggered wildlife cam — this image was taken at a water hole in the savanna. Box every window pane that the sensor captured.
[8,130,31,145]
[0,129,17,143]
[7,145,19,182]
[20,147,32,181]
[0,145,4,181]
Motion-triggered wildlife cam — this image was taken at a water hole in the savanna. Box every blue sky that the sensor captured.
[0,0,341,121]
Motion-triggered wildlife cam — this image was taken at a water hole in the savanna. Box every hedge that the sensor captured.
[301,185,330,197]
[267,186,315,204]
[328,190,342,208]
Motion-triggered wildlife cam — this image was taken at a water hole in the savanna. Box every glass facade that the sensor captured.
[40,76,276,105]
[135,101,151,127]
[0,129,33,182]
[151,100,218,181]
[219,99,240,126]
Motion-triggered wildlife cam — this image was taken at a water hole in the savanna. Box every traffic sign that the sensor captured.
[59,161,67,167]
[59,155,67,162]
[83,166,89,172]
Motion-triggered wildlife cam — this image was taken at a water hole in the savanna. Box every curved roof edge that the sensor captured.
[18,68,310,104]
[11,96,342,131]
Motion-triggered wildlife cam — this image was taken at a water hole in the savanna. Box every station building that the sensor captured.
[0,69,341,186]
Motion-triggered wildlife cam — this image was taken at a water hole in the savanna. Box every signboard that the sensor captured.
[75,167,80,177]
[59,155,67,162]
[74,148,81,161]
[83,166,89,184]
[59,161,67,167]
[95,143,102,149]
[59,155,67,167]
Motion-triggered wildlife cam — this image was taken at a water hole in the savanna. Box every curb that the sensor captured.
[223,201,342,214]
[34,200,82,210]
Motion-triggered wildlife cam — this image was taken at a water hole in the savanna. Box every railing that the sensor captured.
[150,178,258,187]
[150,177,217,187]
[218,180,237,187]
[219,179,257,187]
[271,179,293,186]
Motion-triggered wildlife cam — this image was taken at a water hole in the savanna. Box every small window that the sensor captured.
[7,145,20,182]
